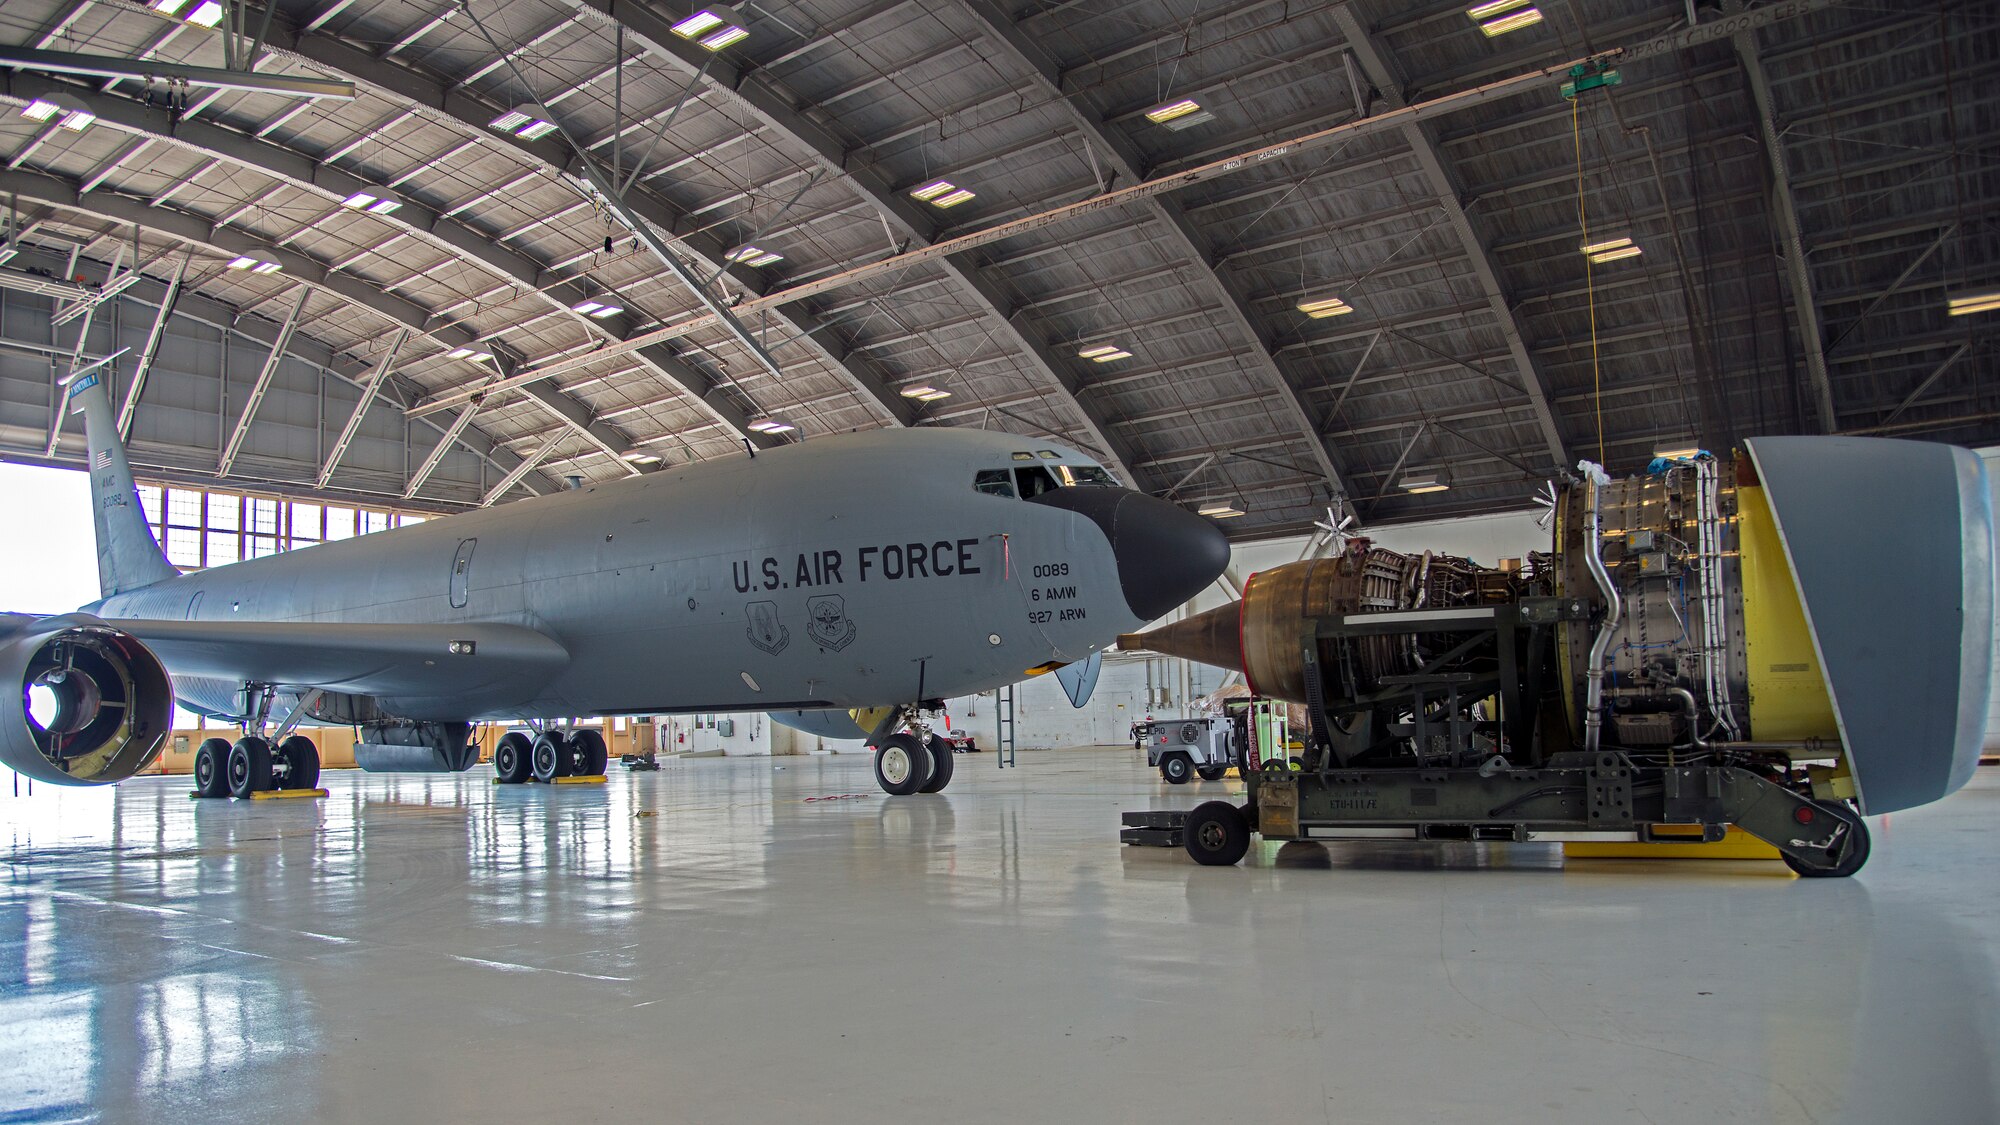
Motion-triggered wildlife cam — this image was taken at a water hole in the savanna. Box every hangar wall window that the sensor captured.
[135,483,430,571]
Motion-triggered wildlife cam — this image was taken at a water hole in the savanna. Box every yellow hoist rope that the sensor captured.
[1573,94,1605,464]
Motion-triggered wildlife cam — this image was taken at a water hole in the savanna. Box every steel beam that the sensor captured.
[318,327,409,487]
[481,431,562,506]
[560,0,1141,484]
[1330,4,1567,471]
[261,17,915,434]
[1734,30,1836,433]
[6,237,554,495]
[118,246,191,439]
[219,285,310,475]
[0,80,654,466]
[0,45,354,99]
[404,402,481,499]
[520,382,639,469]
[956,0,1348,498]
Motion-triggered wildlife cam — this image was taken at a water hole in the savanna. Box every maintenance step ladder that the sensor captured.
[995,683,1017,768]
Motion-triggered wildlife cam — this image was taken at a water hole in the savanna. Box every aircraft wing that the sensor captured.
[78,615,569,697]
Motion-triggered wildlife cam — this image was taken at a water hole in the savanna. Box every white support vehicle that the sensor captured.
[1137,715,1238,784]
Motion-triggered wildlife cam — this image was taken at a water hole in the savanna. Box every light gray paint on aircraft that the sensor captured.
[3,370,1228,785]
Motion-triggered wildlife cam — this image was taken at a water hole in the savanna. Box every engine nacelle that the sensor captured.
[1,614,173,785]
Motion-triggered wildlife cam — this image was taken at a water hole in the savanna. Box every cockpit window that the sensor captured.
[1055,465,1117,487]
[974,469,1016,498]
[1037,450,1061,460]
[1015,465,1060,499]
[1011,451,1035,462]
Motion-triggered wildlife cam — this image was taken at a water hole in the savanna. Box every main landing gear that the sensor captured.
[493,726,610,784]
[870,708,955,796]
[191,685,324,799]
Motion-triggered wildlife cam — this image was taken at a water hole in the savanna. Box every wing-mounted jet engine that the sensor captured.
[1120,437,1994,877]
[1,613,173,785]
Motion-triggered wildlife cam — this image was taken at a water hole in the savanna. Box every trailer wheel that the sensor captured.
[1160,753,1193,784]
[1184,801,1250,866]
[1196,765,1228,781]
[1782,802,1871,878]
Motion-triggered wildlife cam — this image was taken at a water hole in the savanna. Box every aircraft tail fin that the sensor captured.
[68,367,178,597]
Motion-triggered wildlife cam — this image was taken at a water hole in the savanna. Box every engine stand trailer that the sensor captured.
[1121,599,1871,877]
[1122,755,1869,877]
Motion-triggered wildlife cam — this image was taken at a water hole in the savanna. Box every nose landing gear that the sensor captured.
[867,704,956,796]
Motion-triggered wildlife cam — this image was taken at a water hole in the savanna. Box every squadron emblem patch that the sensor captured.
[806,594,857,652]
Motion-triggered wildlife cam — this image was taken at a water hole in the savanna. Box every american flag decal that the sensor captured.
[95,448,113,469]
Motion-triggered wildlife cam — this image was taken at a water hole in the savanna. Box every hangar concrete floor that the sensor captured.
[3,749,1996,1124]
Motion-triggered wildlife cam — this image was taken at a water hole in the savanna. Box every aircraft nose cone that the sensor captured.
[1028,488,1231,622]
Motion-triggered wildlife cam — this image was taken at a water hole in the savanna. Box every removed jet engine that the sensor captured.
[1119,437,1994,876]
[2,614,173,785]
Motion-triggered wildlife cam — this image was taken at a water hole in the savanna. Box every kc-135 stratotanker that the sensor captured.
[1,370,1229,797]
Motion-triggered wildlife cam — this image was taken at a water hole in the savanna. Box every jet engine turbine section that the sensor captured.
[2,614,172,785]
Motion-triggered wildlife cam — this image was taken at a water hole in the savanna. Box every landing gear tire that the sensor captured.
[531,731,570,783]
[228,736,273,799]
[1782,801,1871,878]
[569,728,609,776]
[277,735,320,790]
[873,732,931,796]
[494,732,533,784]
[193,737,232,797]
[1161,753,1193,785]
[918,730,954,793]
[1184,800,1251,867]
[1196,765,1228,782]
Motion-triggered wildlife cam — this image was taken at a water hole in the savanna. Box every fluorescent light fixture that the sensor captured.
[728,246,785,267]
[185,0,225,27]
[1145,99,1202,123]
[447,347,495,362]
[912,180,978,207]
[747,417,795,434]
[1077,344,1133,362]
[20,96,92,132]
[726,246,764,262]
[226,252,283,273]
[1197,502,1245,518]
[149,0,190,13]
[1581,236,1641,265]
[1144,99,1215,131]
[1653,443,1703,460]
[570,298,623,318]
[621,449,662,464]
[1401,470,1450,494]
[671,11,726,36]
[1469,0,1542,35]
[1946,288,2000,316]
[671,6,747,50]
[745,252,783,267]
[343,189,406,215]
[1297,296,1354,318]
[490,106,557,141]
[900,384,951,401]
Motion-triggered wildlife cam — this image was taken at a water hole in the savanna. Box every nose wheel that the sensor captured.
[873,732,932,796]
